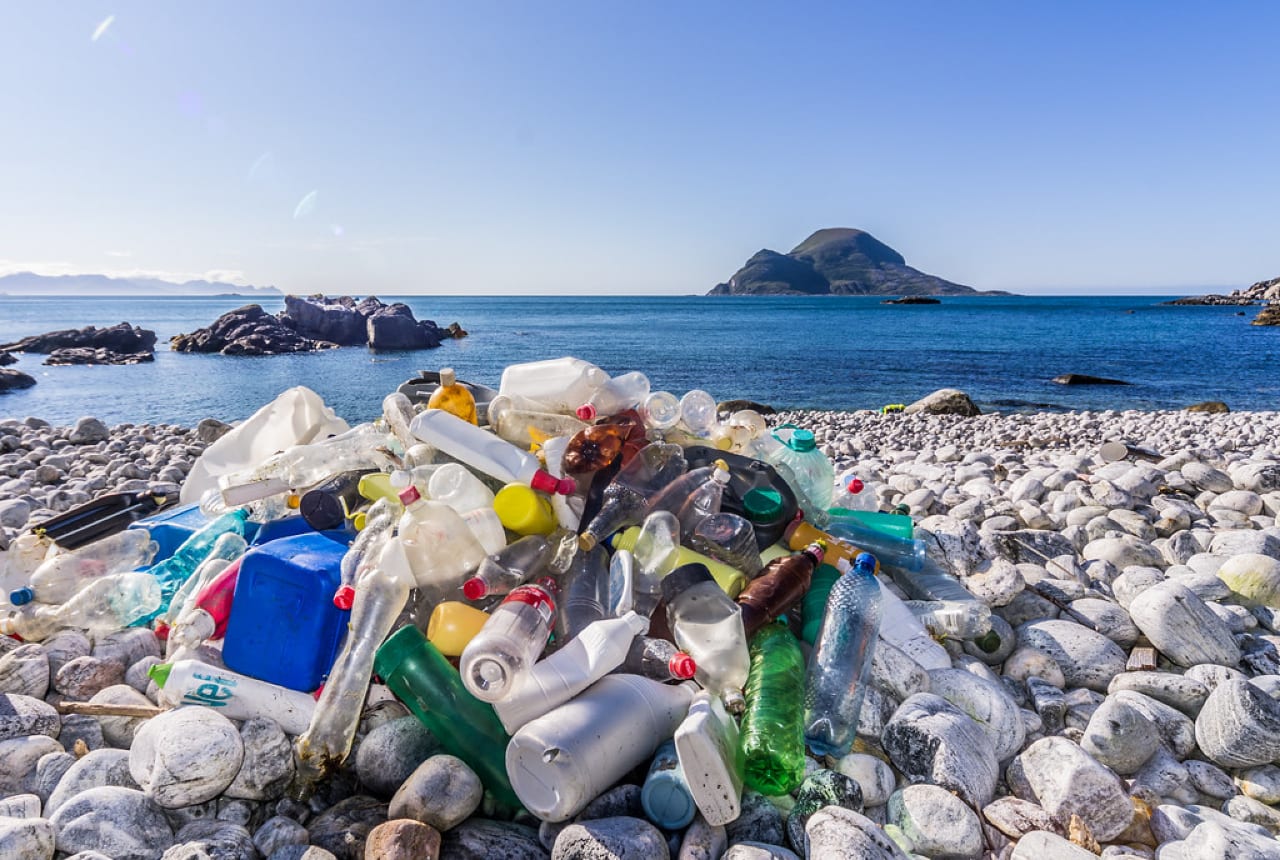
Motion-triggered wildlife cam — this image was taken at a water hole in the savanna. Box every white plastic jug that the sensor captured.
[506,675,695,821]
[498,357,609,415]
[674,690,743,826]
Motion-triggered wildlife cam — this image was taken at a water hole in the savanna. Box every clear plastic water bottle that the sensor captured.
[464,535,556,600]
[0,571,163,641]
[764,426,835,517]
[427,463,495,514]
[578,441,687,551]
[554,546,609,644]
[218,423,395,507]
[662,563,751,713]
[905,599,993,639]
[829,470,878,512]
[803,552,882,758]
[498,356,610,414]
[396,487,488,602]
[334,498,397,609]
[688,513,763,578]
[10,528,160,606]
[488,396,590,449]
[678,390,719,438]
[460,579,558,702]
[639,391,682,431]
[577,371,651,421]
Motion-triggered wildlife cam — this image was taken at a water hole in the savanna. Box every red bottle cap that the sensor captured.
[333,585,356,610]
[529,470,576,496]
[846,477,864,494]
[154,622,170,642]
[575,404,597,420]
[312,683,325,701]
[670,652,697,680]
[462,578,488,601]
[398,485,422,506]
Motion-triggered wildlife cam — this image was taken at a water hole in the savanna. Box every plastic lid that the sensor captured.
[742,487,784,522]
[846,477,864,494]
[575,404,598,421]
[669,652,697,680]
[333,585,356,610]
[529,469,576,496]
[661,563,714,603]
[148,662,172,688]
[787,428,817,452]
[852,552,877,576]
[642,775,696,828]
[439,368,457,387]
[8,587,34,606]
[462,577,489,601]
[153,622,170,642]
[398,485,422,506]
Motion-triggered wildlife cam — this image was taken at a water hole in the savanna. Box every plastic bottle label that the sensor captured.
[503,585,555,624]
[181,669,239,708]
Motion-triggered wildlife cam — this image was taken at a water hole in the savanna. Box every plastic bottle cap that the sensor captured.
[8,588,34,606]
[742,487,784,522]
[660,563,714,603]
[787,428,817,452]
[670,652,697,680]
[846,477,864,494]
[575,404,598,420]
[333,585,356,610]
[148,662,172,688]
[438,368,457,387]
[529,469,576,496]
[853,552,877,576]
[397,485,422,506]
[462,578,488,601]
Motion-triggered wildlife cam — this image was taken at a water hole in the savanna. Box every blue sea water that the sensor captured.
[1,294,1277,426]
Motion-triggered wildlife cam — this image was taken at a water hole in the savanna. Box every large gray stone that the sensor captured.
[439,818,547,860]
[1106,671,1209,716]
[129,707,244,808]
[1195,678,1280,768]
[887,783,982,858]
[881,693,998,807]
[551,816,668,860]
[225,717,294,801]
[804,806,910,860]
[0,692,60,740]
[1008,831,1097,860]
[1016,619,1128,692]
[1007,736,1133,841]
[354,716,439,800]
[0,815,55,860]
[0,735,63,794]
[1128,579,1241,667]
[46,748,138,817]
[926,667,1025,761]
[89,684,155,748]
[387,753,482,832]
[1079,695,1160,775]
[0,644,50,698]
[49,786,175,860]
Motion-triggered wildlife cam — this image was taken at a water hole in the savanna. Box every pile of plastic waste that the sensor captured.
[0,357,997,833]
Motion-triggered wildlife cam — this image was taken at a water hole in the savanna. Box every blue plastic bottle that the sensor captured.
[221,533,350,691]
[802,552,882,758]
[641,739,697,829]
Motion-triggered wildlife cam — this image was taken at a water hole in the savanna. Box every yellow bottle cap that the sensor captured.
[493,484,558,535]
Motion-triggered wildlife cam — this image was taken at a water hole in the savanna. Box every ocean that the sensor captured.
[1,294,1277,426]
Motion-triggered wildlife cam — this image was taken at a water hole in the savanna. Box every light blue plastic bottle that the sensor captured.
[641,739,697,829]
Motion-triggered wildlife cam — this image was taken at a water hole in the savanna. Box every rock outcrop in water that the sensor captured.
[1165,276,1280,306]
[709,228,1007,296]
[170,295,467,355]
[0,323,157,366]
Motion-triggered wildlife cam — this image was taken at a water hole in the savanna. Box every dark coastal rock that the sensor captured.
[366,304,443,351]
[283,295,369,345]
[1186,401,1229,413]
[1051,373,1130,386]
[0,350,15,366]
[306,795,388,860]
[170,304,335,356]
[1253,303,1280,326]
[0,368,36,392]
[882,296,940,304]
[45,347,155,366]
[439,818,548,859]
[0,322,156,355]
[718,399,776,415]
[709,228,1008,297]
[1166,275,1280,305]
[903,388,981,416]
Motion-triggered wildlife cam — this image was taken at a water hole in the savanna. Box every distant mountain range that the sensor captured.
[0,272,281,297]
[709,228,1009,296]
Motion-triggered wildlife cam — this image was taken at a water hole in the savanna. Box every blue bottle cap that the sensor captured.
[853,552,878,576]
[9,588,34,606]
[788,428,817,452]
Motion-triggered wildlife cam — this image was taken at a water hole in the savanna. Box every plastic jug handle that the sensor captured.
[769,423,798,446]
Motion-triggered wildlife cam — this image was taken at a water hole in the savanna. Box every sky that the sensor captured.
[1,2,1278,295]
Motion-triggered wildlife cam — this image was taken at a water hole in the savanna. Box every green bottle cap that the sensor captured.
[148,662,172,688]
[787,429,816,452]
[743,488,784,522]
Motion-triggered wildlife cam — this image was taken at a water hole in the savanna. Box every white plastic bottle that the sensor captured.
[506,675,696,822]
[493,611,649,734]
[10,528,160,606]
[576,371,651,420]
[460,580,558,703]
[639,391,682,431]
[396,488,487,601]
[674,690,743,826]
[498,357,610,415]
[409,410,576,496]
[871,576,952,670]
[149,659,316,736]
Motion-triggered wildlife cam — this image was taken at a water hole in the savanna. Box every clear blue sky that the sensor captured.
[2,2,1277,295]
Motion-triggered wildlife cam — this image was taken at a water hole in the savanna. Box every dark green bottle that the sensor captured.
[800,563,841,645]
[736,621,807,796]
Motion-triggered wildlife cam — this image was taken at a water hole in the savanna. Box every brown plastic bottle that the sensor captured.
[561,424,631,474]
[735,543,825,637]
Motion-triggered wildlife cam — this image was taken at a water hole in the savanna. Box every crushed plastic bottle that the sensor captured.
[10,528,160,606]
[662,563,750,714]
[464,535,556,600]
[395,487,487,602]
[576,371,650,421]
[555,545,609,644]
[0,571,163,641]
[612,635,697,682]
[688,512,763,578]
[648,459,731,535]
[333,497,397,610]
[829,469,878,512]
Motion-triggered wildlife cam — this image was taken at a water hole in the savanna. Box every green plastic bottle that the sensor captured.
[373,625,521,810]
[736,622,807,796]
[799,563,841,645]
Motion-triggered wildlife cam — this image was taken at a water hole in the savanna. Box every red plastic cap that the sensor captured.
[575,404,597,421]
[154,622,170,642]
[398,485,422,506]
[462,578,488,601]
[312,683,325,701]
[529,470,576,496]
[670,652,697,680]
[847,477,864,494]
[333,585,355,610]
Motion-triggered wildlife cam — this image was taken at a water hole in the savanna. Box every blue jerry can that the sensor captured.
[221,533,350,691]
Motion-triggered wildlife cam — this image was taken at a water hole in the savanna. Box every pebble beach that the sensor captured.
[4,406,1280,859]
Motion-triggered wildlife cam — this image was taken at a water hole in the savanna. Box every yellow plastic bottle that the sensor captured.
[784,520,879,573]
[427,368,478,425]
[609,527,748,598]
[426,601,492,656]
[493,484,558,536]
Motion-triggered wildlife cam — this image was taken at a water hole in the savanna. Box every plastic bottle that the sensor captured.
[427,368,479,425]
[736,543,825,637]
[577,441,687,551]
[295,538,416,788]
[492,611,650,734]
[381,391,419,453]
[506,675,695,822]
[498,357,610,415]
[611,527,748,599]
[554,546,609,644]
[612,635,697,682]
[688,513,763,578]
[829,470,878,513]
[662,563,751,713]
[674,690,743,826]
[829,508,916,540]
[156,532,246,632]
[639,391,682,431]
[409,410,576,496]
[625,511,680,617]
[785,518,890,572]
[10,528,160,606]
[872,580,953,671]
[561,423,631,474]
[764,426,835,517]
[538,436,585,533]
[648,460,731,536]
[460,579,558,702]
[803,553,882,758]
[141,509,250,624]
[426,600,493,656]
[881,556,981,603]
[396,487,487,602]
[642,740,696,829]
[464,535,555,600]
[905,600,993,639]
[575,370,650,421]
[799,563,841,646]
[487,396,590,449]
[374,625,519,810]
[334,498,397,610]
[678,390,719,438]
[493,484,558,536]
[218,423,394,507]
[461,507,508,556]
[427,464,496,515]
[737,622,807,796]
[0,571,162,641]
[820,512,927,571]
[150,659,317,736]
[607,548,636,616]
[165,555,243,658]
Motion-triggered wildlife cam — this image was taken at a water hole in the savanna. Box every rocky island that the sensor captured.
[708,228,1010,297]
[1165,276,1280,326]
